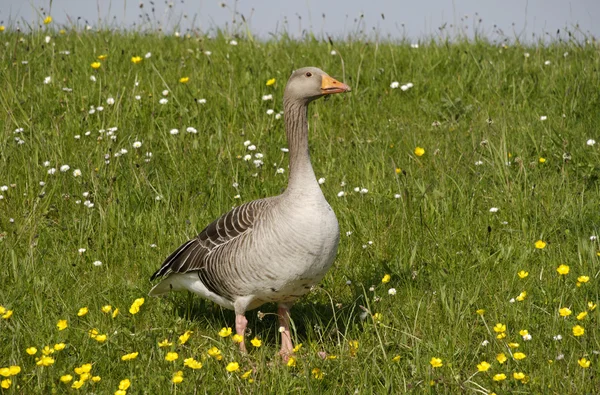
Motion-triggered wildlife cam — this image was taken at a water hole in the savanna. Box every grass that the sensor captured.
[1,22,600,394]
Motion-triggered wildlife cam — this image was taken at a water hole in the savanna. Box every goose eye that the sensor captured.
[305,72,312,77]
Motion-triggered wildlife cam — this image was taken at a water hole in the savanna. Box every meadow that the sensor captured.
[0,17,599,394]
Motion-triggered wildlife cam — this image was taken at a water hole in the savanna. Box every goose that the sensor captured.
[149,67,351,357]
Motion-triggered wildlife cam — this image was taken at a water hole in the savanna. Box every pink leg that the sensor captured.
[277,304,294,359]
[235,314,248,353]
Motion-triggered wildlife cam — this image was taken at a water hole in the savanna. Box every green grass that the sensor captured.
[1,25,600,394]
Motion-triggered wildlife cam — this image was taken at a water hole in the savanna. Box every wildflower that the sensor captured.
[77,307,89,316]
[183,358,202,369]
[36,356,55,366]
[388,288,397,295]
[249,337,262,348]
[588,302,597,311]
[218,327,232,337]
[119,378,131,390]
[44,76,52,84]
[559,307,572,317]
[577,311,588,320]
[266,78,276,86]
[556,264,570,275]
[262,94,273,101]
[101,305,112,313]
[165,352,178,362]
[179,77,190,83]
[587,139,596,146]
[94,334,107,343]
[553,334,563,341]
[178,330,192,344]
[508,342,519,349]
[293,343,303,353]
[129,297,144,314]
[93,260,102,266]
[41,346,54,355]
[60,165,70,172]
[513,352,526,360]
[535,240,546,249]
[172,371,183,384]
[207,347,222,360]
[540,115,547,121]
[112,308,119,318]
[392,355,401,362]
[513,372,525,380]
[577,275,589,284]
[54,343,66,351]
[573,325,585,336]
[232,334,244,343]
[414,147,425,157]
[381,274,391,284]
[578,358,591,368]
[429,357,443,368]
[373,313,383,322]
[91,376,101,382]
[476,361,491,372]
[0,366,20,377]
[516,291,527,301]
[287,357,297,367]
[158,339,172,347]
[57,319,68,330]
[523,334,532,341]
[74,363,92,375]
[493,373,507,381]
[539,157,546,163]
[493,323,506,333]
[496,353,507,364]
[91,62,101,69]
[476,309,485,315]
[2,310,12,319]
[390,81,400,89]
[44,16,52,24]
[518,270,529,279]
[26,347,37,355]
[0,26,4,32]
[60,374,73,383]
[225,362,239,372]
[240,370,253,380]
[131,56,143,64]
[349,340,359,356]
[121,352,139,361]
[481,340,489,346]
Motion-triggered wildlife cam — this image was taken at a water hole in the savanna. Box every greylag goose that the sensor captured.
[149,67,351,356]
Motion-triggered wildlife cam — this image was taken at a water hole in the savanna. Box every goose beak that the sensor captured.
[321,75,351,94]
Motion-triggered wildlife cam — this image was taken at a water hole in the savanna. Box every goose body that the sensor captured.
[149,67,350,355]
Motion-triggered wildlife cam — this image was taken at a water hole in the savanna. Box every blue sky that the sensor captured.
[2,0,599,41]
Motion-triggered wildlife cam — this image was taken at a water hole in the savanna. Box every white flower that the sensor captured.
[318,178,325,184]
[198,98,207,104]
[85,131,91,136]
[337,191,345,197]
[82,192,90,197]
[229,40,238,46]
[74,135,81,140]
[281,147,289,152]
[394,194,401,199]
[523,334,532,341]
[406,82,414,88]
[278,326,285,333]
[586,139,596,146]
[411,43,419,48]
[185,127,197,134]
[135,95,141,100]
[489,207,499,213]
[509,298,515,303]
[388,288,397,295]
[590,235,598,241]
[266,109,274,115]
[390,81,400,89]
[253,160,263,167]
[544,60,551,65]
[475,160,483,166]
[133,141,142,148]
[400,85,409,91]
[73,169,82,177]
[360,188,368,194]
[96,106,104,112]
[276,168,285,174]
[346,231,352,236]
[155,195,162,201]
[262,94,273,101]
[244,140,252,147]
[39,181,46,186]
[44,76,51,84]
[169,129,179,135]
[330,50,337,55]
[78,248,86,254]
[0,195,3,200]
[60,165,70,172]
[83,200,94,208]
[90,75,96,82]
[106,97,115,105]
[524,52,530,58]
[150,244,157,248]
[353,187,360,192]
[556,353,564,360]
[162,90,169,96]
[119,148,128,155]
[243,154,252,161]
[145,52,152,58]
[275,113,282,120]
[553,334,562,341]
[159,98,168,104]
[92,260,102,267]
[247,145,256,151]
[45,35,51,43]
[204,51,212,56]
[540,115,547,121]
[481,340,490,346]
[254,153,263,159]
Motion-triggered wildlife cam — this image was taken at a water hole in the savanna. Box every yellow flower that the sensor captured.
[381,274,391,284]
[71,380,84,389]
[41,345,54,355]
[429,357,443,368]
[179,330,192,344]
[115,391,127,395]
[556,264,569,275]
[225,362,239,372]
[179,77,190,83]
[57,319,68,330]
[232,334,244,343]
[493,373,507,381]
[573,325,585,336]
[74,363,92,375]
[131,56,143,64]
[513,372,525,380]
[165,352,178,362]
[559,307,572,317]
[508,342,519,349]
[26,347,37,355]
[1,379,11,389]
[311,368,324,379]
[60,374,73,383]
[94,334,107,343]
[241,370,252,379]
[54,343,66,351]
[287,357,297,367]
[517,270,529,279]
[88,328,99,338]
[395,168,401,174]
[101,305,112,313]
[158,339,172,348]
[349,340,359,356]
[0,306,5,315]
[293,343,303,353]
[97,54,108,60]
[266,78,276,86]
[218,327,232,337]
[91,376,101,382]
[129,297,145,314]
[183,358,202,369]
[172,371,183,384]
[2,310,12,319]
[392,355,401,362]
[36,356,55,366]
[476,309,485,315]
[121,352,139,361]
[414,147,425,157]
[119,378,131,390]
[207,347,222,360]
[519,329,529,336]
[496,332,506,339]
[496,353,507,364]
[250,337,262,347]
[372,312,383,322]
[43,16,53,24]
[493,323,506,333]
[476,361,491,372]
[112,308,119,318]
[513,352,526,360]
[588,302,597,311]
[578,358,591,368]
[91,62,101,69]
[0,366,20,377]
[539,157,546,163]
[534,240,546,249]
[79,372,91,382]
[0,26,5,32]
[577,275,589,284]
[516,291,527,301]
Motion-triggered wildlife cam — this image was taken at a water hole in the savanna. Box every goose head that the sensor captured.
[284,67,351,104]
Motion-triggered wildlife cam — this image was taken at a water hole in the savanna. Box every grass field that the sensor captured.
[1,19,600,394]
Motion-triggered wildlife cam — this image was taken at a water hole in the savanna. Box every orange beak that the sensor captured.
[321,75,351,94]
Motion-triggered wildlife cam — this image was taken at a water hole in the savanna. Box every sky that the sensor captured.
[1,0,599,42]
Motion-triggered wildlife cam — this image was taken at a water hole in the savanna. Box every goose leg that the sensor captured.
[277,304,294,359]
[235,314,248,353]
